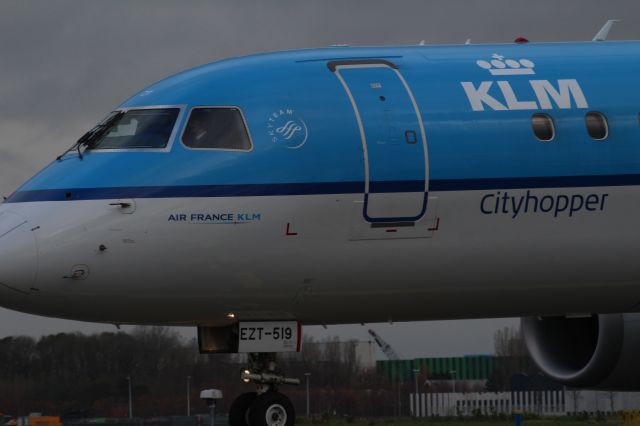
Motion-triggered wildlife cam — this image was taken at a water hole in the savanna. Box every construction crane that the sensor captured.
[368,329,401,360]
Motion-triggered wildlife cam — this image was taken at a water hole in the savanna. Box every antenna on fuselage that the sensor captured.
[593,19,620,41]
[419,40,426,45]
[465,38,472,45]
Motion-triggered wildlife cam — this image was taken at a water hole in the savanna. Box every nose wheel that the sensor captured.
[229,353,298,426]
[230,391,295,426]
[249,391,295,426]
[229,392,257,426]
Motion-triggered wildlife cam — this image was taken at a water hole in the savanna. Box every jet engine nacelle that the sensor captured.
[522,313,640,390]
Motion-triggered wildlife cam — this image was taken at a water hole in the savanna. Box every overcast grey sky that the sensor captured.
[0,0,638,358]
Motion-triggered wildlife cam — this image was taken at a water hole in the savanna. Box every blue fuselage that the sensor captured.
[9,41,640,203]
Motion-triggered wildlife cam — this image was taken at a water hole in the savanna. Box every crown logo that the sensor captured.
[477,54,535,76]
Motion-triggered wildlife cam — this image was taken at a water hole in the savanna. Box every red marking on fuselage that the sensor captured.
[286,223,298,236]
[428,217,441,231]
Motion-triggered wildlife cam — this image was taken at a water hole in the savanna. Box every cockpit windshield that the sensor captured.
[87,108,180,150]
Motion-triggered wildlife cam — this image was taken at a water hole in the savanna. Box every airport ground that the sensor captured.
[53,412,625,426]
[300,420,616,426]
[60,416,621,426]
[53,416,621,426]
[297,420,619,426]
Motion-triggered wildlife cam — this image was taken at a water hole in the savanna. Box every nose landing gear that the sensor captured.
[229,353,299,426]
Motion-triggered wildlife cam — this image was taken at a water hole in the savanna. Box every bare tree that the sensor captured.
[494,326,527,357]
[489,326,533,391]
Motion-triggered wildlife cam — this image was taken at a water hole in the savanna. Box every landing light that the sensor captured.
[227,313,236,319]
[242,369,251,383]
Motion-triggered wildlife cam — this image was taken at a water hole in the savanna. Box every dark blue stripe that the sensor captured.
[5,174,640,203]
[5,182,364,203]
[369,180,425,192]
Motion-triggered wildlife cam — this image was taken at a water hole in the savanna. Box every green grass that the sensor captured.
[297,418,620,426]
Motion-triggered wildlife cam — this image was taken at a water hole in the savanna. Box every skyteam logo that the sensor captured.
[462,53,588,112]
[267,108,308,149]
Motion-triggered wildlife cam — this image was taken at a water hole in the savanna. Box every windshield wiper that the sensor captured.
[56,111,125,161]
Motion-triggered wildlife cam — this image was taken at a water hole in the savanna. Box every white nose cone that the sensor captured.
[0,211,38,297]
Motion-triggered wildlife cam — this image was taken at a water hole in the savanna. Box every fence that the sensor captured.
[410,390,640,417]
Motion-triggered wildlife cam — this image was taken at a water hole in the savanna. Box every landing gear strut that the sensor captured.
[229,353,299,426]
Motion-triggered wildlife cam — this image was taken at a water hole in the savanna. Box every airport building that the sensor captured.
[377,355,498,383]
[377,355,550,390]
[376,355,640,416]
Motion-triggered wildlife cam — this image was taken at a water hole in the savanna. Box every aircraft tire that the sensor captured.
[229,392,257,426]
[248,391,295,426]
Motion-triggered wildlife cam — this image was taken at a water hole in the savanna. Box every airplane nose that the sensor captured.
[0,211,38,297]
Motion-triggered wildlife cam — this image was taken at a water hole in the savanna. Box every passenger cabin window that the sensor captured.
[182,107,252,150]
[88,108,180,150]
[531,113,555,142]
[585,112,608,140]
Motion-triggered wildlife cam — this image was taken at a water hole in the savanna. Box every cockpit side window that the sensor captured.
[88,108,180,150]
[182,107,252,151]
